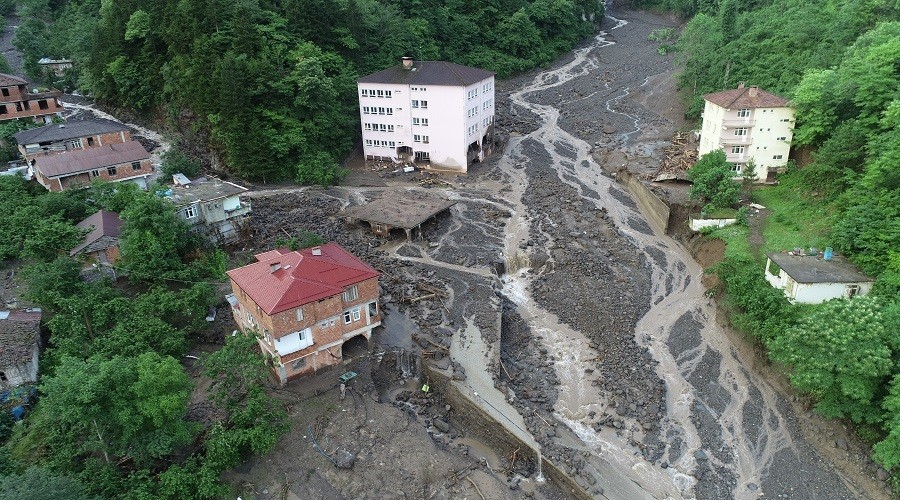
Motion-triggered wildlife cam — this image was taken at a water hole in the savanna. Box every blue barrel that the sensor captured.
[824,247,833,261]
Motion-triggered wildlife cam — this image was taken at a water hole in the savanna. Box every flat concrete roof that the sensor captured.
[343,192,456,230]
[165,177,248,206]
[766,252,872,284]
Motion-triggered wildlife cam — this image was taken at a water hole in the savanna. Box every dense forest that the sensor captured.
[13,0,601,183]
[642,0,900,487]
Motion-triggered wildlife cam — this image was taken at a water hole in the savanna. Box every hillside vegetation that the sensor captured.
[642,0,900,485]
[13,0,600,183]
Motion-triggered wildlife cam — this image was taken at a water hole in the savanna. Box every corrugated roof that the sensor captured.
[70,209,122,256]
[0,73,26,87]
[13,119,129,145]
[358,61,494,87]
[0,310,41,366]
[704,86,790,109]
[227,243,379,315]
[766,252,873,284]
[35,140,149,178]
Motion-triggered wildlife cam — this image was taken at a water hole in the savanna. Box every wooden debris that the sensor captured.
[651,131,698,182]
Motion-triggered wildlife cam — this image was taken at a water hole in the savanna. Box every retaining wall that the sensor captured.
[615,169,671,234]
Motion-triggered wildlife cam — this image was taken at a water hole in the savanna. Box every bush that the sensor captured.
[689,150,740,211]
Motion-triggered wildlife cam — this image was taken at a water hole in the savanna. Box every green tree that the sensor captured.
[39,353,195,468]
[769,297,894,424]
[0,467,96,500]
[118,191,195,282]
[688,150,740,211]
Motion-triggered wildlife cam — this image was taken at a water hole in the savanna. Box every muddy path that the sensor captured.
[488,7,870,500]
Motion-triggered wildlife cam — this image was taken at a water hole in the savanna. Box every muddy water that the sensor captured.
[496,9,858,500]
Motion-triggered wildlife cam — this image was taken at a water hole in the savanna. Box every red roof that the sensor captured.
[226,243,379,315]
[35,140,149,178]
[703,85,790,109]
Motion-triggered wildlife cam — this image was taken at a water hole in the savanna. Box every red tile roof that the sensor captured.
[703,86,790,109]
[35,140,149,178]
[226,243,379,315]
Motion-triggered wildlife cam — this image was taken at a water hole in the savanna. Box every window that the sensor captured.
[731,146,744,154]
[412,100,420,108]
[482,99,493,110]
[38,100,49,110]
[295,308,303,321]
[131,161,142,171]
[361,89,369,97]
[772,154,783,160]
[730,164,742,173]
[0,88,7,97]
[737,108,750,117]
[780,118,791,122]
[183,205,197,219]
[411,87,418,91]
[107,166,117,176]
[0,105,7,115]
[414,135,429,144]
[468,125,477,136]
[247,313,257,328]
[352,307,361,321]
[483,82,492,92]
[319,316,337,328]
[776,136,786,141]
[413,100,428,109]
[365,139,373,147]
[467,107,478,118]
[467,89,479,100]
[364,123,371,130]
[368,301,378,317]
[344,310,352,324]
[90,169,100,178]
[846,284,861,298]
[415,151,430,161]
[376,90,384,98]
[70,139,82,149]
[0,372,6,382]
[342,285,359,302]
[363,106,372,114]
[412,118,428,127]
[735,128,748,136]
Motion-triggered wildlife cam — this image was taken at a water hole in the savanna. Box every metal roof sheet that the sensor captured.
[226,243,379,315]
[35,140,149,178]
[358,61,494,87]
[13,119,129,145]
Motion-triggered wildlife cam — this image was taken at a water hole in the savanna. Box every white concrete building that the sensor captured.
[357,58,495,172]
[764,252,874,304]
[698,83,795,182]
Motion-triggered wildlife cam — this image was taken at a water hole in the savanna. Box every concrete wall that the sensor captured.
[689,217,736,231]
[0,347,39,390]
[424,364,594,500]
[793,281,873,304]
[616,169,671,234]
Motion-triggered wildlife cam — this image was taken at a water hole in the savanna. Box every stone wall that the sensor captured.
[615,169,671,234]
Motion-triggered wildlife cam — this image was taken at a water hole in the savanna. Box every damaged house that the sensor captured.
[14,119,132,165]
[0,73,64,124]
[0,309,42,390]
[30,140,153,192]
[163,175,251,244]
[226,243,381,385]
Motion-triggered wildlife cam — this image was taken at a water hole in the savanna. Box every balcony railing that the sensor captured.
[720,135,751,145]
[721,119,755,128]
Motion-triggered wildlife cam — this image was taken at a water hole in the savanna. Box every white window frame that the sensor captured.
[772,154,783,160]
[731,146,745,154]
[735,128,748,136]
[736,108,750,118]
[342,285,359,302]
[344,310,352,324]
[352,307,361,321]
[183,205,197,219]
[295,308,303,321]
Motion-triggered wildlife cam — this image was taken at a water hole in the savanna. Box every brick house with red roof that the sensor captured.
[226,243,381,384]
[697,83,795,182]
[31,140,152,192]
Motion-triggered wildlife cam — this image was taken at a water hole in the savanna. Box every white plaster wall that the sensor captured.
[793,281,873,304]
[748,106,794,177]
[358,76,494,171]
[698,100,725,157]
[690,218,737,231]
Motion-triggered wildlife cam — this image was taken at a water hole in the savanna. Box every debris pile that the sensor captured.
[651,131,696,182]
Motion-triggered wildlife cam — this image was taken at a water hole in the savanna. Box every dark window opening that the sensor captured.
[15,102,22,111]
[0,372,7,382]
[0,105,7,115]
[107,166,117,176]
[131,161,141,171]
[38,100,49,110]
[87,137,95,146]
[0,88,8,96]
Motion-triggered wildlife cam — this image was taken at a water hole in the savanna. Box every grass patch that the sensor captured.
[709,225,753,261]
[706,207,738,219]
[754,178,838,253]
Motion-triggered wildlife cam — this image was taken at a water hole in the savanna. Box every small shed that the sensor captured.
[343,192,456,240]
[0,309,42,390]
[70,209,122,274]
[764,252,874,304]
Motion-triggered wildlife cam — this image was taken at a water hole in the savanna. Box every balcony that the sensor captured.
[720,135,752,145]
[721,118,755,128]
[725,152,747,162]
